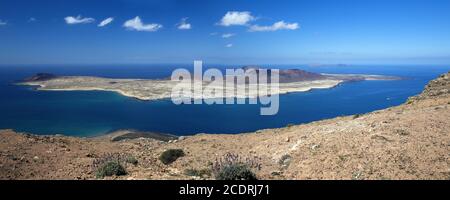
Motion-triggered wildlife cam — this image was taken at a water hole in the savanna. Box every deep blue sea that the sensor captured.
[0,64,448,137]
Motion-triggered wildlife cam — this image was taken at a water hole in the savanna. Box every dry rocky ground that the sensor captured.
[1,72,449,180]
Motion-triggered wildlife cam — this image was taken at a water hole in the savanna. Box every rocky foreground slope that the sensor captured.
[1,72,449,180]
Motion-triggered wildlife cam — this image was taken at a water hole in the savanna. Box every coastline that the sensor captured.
[1,72,448,180]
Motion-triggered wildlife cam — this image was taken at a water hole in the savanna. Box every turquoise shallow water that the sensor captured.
[0,64,448,137]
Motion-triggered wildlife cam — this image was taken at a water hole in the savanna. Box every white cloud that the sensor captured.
[178,23,191,30]
[64,15,95,24]
[0,20,7,26]
[28,18,37,22]
[123,16,162,32]
[219,11,255,26]
[98,17,114,27]
[249,21,299,32]
[226,43,233,48]
[177,18,191,30]
[222,33,235,38]
[210,32,218,36]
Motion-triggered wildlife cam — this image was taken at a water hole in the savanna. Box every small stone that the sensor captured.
[271,171,282,176]
[33,156,39,161]
[371,135,392,142]
[310,144,320,150]
[85,153,95,158]
[395,129,409,136]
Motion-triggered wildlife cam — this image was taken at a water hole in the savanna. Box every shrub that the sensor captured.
[184,168,212,178]
[126,156,138,166]
[92,153,136,178]
[216,164,257,180]
[159,149,185,165]
[278,154,292,167]
[96,161,127,178]
[353,114,361,119]
[211,153,261,180]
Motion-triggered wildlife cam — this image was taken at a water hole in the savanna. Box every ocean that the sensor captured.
[0,64,448,137]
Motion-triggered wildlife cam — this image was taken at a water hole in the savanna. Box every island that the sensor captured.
[19,67,401,101]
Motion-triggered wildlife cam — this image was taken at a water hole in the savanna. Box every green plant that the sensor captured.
[338,155,349,162]
[278,154,292,166]
[159,149,185,165]
[211,153,261,180]
[126,156,138,166]
[184,168,211,177]
[215,164,257,180]
[92,153,136,178]
[95,161,127,178]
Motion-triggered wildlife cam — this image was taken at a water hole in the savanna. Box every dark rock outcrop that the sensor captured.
[276,69,326,82]
[242,66,326,83]
[24,73,58,82]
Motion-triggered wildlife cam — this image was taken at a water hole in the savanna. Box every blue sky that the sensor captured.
[0,0,449,65]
